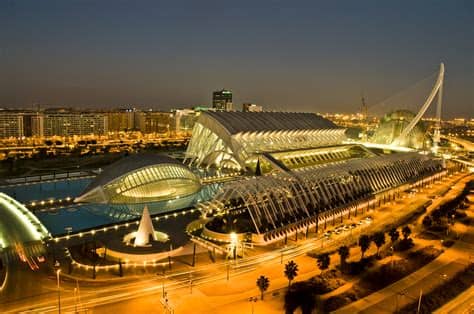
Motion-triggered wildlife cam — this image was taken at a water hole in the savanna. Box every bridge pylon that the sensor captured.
[392,63,444,150]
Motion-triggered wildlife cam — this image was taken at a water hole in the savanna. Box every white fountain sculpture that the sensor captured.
[123,205,169,247]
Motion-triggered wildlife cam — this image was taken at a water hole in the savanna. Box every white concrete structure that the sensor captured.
[134,206,157,246]
[185,111,346,170]
[393,62,445,148]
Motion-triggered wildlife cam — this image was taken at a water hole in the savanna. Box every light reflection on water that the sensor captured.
[0,179,221,236]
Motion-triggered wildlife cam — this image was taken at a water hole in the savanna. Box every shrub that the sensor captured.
[284,281,317,314]
[394,238,414,251]
[442,239,455,248]
[347,257,374,275]
[422,215,432,228]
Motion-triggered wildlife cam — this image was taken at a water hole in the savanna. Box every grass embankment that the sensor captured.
[323,246,442,312]
[398,263,474,314]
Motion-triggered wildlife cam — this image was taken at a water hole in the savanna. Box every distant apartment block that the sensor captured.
[212,89,233,111]
[107,109,136,132]
[42,111,107,137]
[242,103,262,112]
[0,111,24,138]
[0,108,201,138]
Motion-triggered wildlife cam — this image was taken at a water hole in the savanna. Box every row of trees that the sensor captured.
[256,226,414,300]
[321,226,412,272]
[256,260,300,300]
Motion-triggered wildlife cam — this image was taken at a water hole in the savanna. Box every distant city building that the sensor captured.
[0,111,24,138]
[22,112,44,137]
[242,103,262,112]
[43,111,107,137]
[107,109,136,132]
[212,89,233,111]
[136,111,173,134]
[0,107,200,138]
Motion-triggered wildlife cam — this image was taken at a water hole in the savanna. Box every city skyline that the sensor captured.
[1,1,473,118]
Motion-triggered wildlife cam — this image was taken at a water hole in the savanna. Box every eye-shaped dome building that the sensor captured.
[75,154,201,204]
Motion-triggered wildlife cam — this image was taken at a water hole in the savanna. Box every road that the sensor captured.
[0,172,470,313]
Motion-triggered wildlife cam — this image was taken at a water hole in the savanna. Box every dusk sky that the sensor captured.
[1,0,473,118]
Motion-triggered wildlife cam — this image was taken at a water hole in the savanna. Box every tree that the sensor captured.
[358,235,371,259]
[256,275,270,300]
[284,282,317,314]
[284,260,299,287]
[402,226,412,240]
[372,232,386,257]
[388,227,400,244]
[316,253,330,271]
[431,209,442,225]
[338,245,350,270]
[422,215,432,228]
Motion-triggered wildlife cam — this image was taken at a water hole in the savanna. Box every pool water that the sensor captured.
[0,179,221,236]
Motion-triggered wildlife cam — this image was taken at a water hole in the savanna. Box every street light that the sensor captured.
[54,260,61,314]
[390,246,394,270]
[248,296,258,314]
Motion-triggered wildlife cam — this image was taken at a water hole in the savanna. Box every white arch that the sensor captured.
[393,63,444,146]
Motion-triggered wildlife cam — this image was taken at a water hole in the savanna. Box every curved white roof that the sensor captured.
[82,153,187,194]
[186,111,346,169]
[200,111,340,135]
[76,153,200,204]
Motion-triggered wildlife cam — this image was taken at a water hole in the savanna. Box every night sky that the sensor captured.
[1,1,473,118]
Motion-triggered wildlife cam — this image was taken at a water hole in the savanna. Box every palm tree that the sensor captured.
[256,275,270,300]
[388,227,399,244]
[402,226,412,240]
[317,253,330,271]
[358,234,371,259]
[284,260,298,287]
[338,245,350,270]
[372,232,386,257]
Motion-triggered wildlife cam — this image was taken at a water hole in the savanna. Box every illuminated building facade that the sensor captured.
[185,111,346,170]
[75,154,201,204]
[0,111,24,138]
[203,152,444,242]
[212,89,233,111]
[43,112,107,137]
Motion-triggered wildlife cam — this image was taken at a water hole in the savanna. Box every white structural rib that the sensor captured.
[393,63,444,146]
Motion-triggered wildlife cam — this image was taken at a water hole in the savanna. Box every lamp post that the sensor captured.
[54,260,61,314]
[249,296,258,314]
[162,268,166,297]
[390,246,394,270]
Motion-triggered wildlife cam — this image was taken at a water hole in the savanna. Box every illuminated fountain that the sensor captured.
[123,206,169,246]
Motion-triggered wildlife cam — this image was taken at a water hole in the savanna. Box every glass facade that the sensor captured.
[76,156,201,204]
